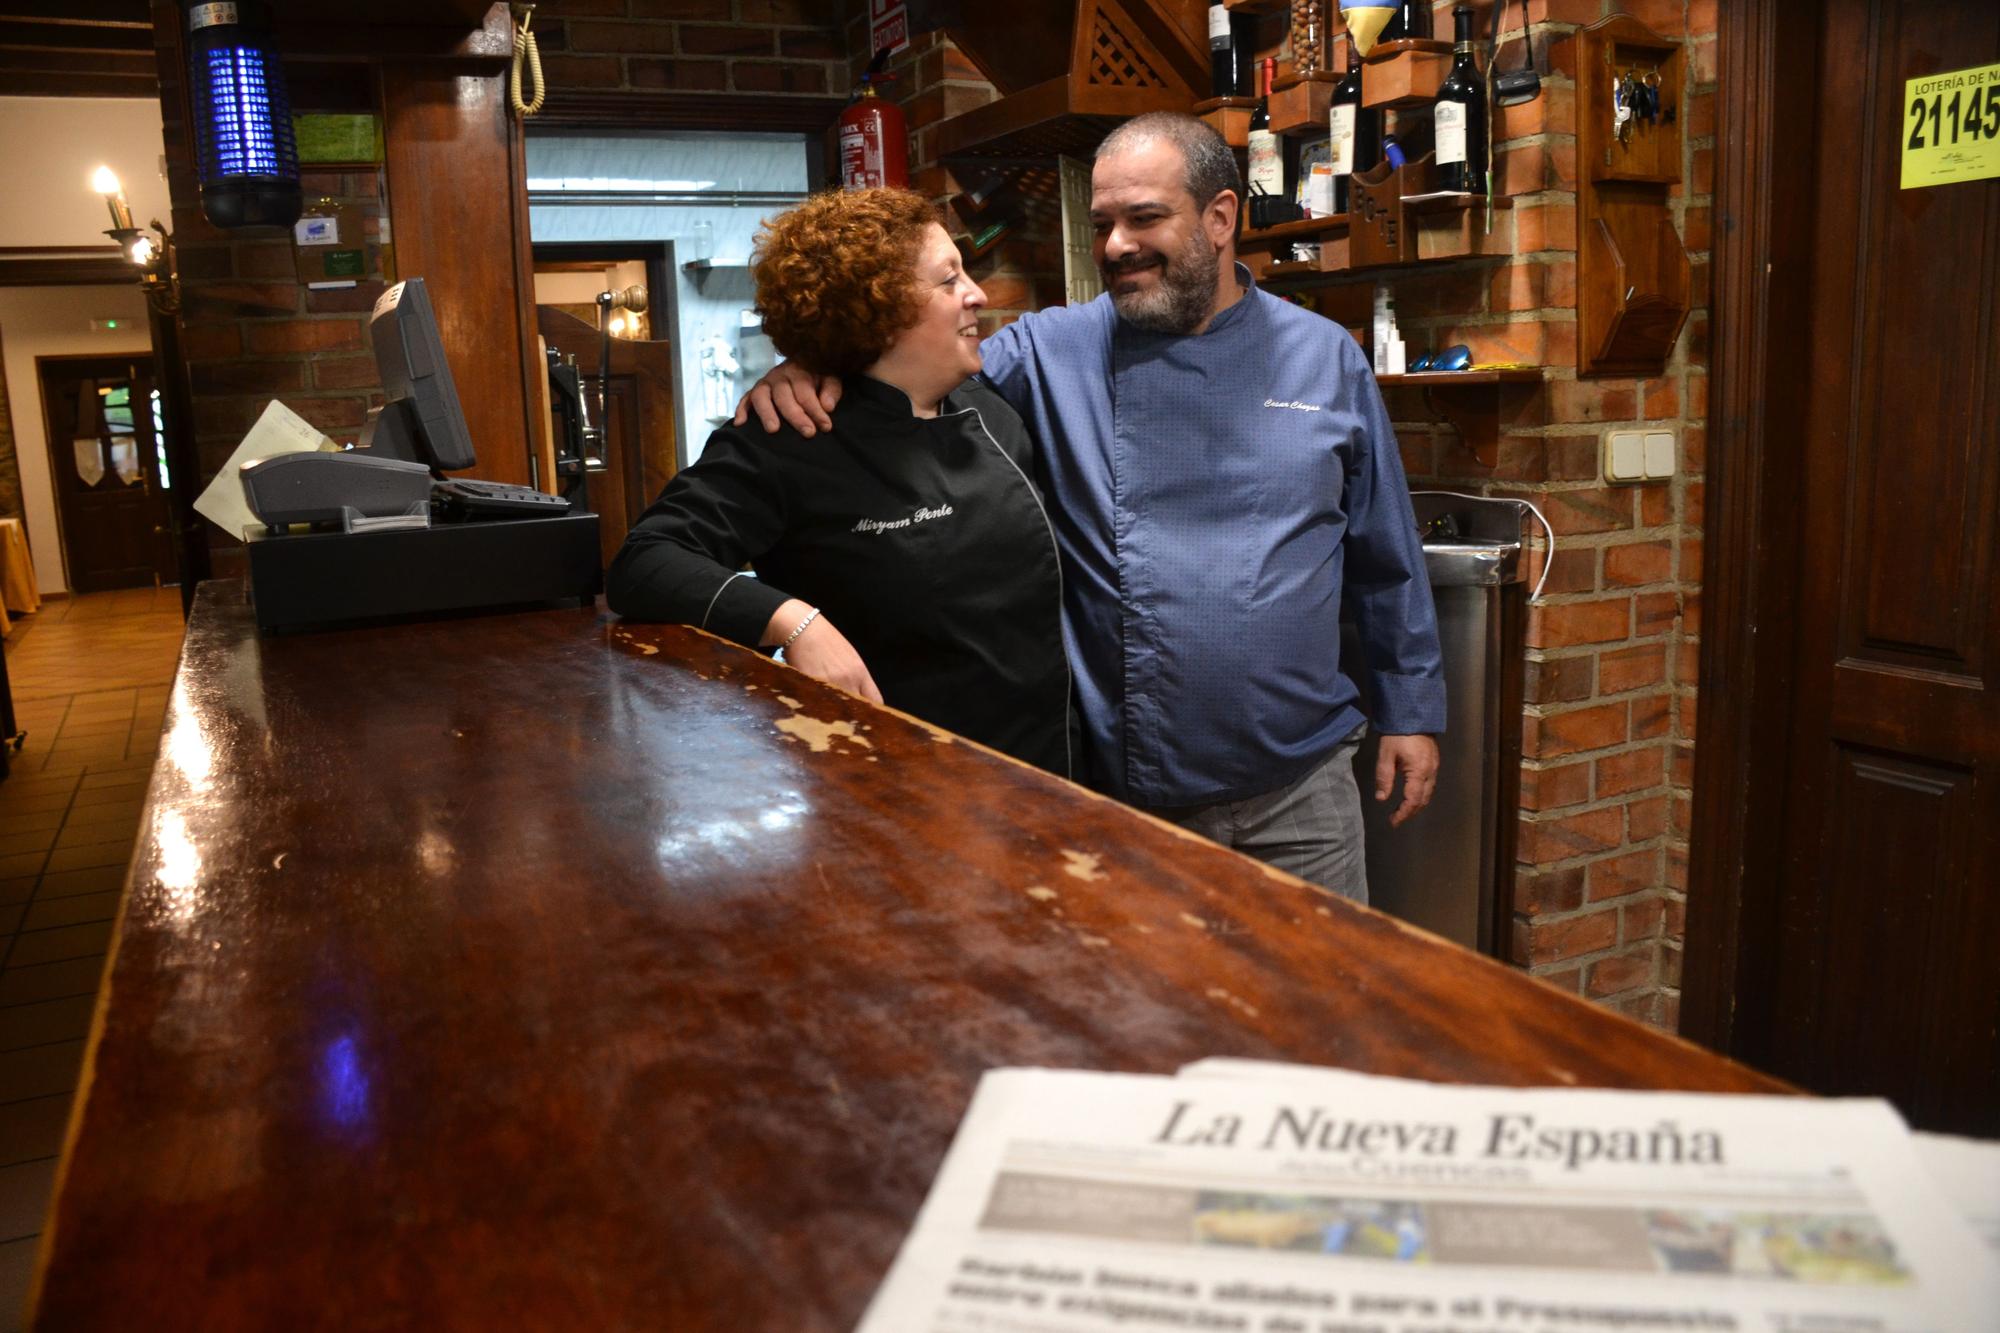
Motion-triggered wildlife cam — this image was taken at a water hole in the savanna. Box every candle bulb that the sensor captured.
[91,165,135,231]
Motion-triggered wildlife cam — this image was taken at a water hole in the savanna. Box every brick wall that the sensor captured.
[1381,0,1715,1028]
[533,0,854,98]
[172,167,393,460]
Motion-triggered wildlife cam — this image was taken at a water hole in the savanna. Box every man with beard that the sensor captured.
[739,113,1443,902]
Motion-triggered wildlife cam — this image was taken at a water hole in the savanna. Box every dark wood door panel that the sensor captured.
[1773,746,1980,1116]
[1830,664,2000,760]
[1837,11,2000,671]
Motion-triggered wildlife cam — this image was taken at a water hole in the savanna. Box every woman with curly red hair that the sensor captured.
[606,188,1071,776]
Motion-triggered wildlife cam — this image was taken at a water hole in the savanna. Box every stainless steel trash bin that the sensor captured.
[1341,494,1527,954]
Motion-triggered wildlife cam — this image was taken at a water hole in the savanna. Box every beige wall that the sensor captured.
[0,95,169,595]
[0,96,170,248]
[0,285,153,595]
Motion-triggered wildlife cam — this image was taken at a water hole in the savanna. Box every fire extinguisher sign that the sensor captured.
[869,0,908,57]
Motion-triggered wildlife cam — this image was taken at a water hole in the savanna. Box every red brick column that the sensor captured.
[1387,0,1716,1028]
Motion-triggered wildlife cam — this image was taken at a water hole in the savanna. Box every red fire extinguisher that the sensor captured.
[838,49,908,191]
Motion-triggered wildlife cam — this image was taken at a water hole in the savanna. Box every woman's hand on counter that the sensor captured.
[735,360,843,437]
[765,600,883,704]
[1375,734,1440,828]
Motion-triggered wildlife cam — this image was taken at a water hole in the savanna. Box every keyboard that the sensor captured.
[433,477,573,520]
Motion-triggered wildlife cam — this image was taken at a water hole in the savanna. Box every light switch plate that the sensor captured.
[1605,430,1646,483]
[1643,430,1676,479]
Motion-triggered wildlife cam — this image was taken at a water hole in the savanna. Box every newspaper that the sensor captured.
[857,1065,1998,1332]
[1912,1130,2000,1256]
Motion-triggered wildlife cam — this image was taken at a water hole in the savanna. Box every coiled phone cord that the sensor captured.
[510,5,545,117]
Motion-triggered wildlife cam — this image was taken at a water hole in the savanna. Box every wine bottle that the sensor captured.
[1208,0,1253,98]
[1329,35,1380,214]
[1246,59,1285,225]
[1374,0,1432,45]
[1433,4,1486,194]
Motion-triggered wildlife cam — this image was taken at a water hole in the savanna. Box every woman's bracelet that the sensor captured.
[780,607,821,650]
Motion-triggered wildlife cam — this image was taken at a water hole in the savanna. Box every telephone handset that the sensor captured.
[1487,0,1542,107]
[544,348,590,506]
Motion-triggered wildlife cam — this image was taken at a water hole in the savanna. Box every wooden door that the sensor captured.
[536,306,677,570]
[1687,0,1999,1134]
[38,355,179,593]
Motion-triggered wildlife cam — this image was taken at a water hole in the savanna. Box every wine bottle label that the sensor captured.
[1330,104,1357,175]
[1208,5,1231,43]
[1436,101,1469,166]
[1247,130,1284,196]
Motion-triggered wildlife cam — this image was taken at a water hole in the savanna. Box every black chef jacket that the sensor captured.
[606,374,1072,777]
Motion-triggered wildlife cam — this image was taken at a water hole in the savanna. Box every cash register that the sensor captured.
[241,277,570,527]
[240,277,600,631]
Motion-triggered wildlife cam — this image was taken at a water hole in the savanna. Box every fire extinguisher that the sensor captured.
[838,48,908,191]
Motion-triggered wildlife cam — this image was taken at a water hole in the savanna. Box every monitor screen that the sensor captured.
[368,276,476,473]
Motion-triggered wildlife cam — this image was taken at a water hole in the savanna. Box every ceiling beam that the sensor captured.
[0,1,150,22]
[0,21,153,53]
[0,70,155,96]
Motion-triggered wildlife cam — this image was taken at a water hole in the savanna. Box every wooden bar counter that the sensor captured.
[30,583,1784,1330]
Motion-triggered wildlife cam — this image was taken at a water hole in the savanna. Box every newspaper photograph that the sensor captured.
[857,1066,1998,1333]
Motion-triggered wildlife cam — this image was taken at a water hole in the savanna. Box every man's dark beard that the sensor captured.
[1102,228,1218,334]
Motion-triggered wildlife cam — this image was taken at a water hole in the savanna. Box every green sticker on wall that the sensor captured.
[322,249,366,277]
[1901,62,2000,189]
[293,114,384,165]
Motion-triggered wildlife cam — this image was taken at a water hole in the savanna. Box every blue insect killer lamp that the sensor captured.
[185,1,302,229]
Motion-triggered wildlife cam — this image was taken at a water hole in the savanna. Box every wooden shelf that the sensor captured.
[1376,368,1542,387]
[1194,95,1260,148]
[1240,213,1350,246]
[935,78,1191,164]
[1361,40,1452,109]
[1402,191,1511,215]
[1269,73,1336,134]
[1374,368,1546,468]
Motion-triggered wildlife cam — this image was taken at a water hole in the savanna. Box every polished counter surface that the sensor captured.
[31,582,1783,1329]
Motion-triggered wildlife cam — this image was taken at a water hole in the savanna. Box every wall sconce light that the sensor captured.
[87,164,206,615]
[186,1,302,229]
[92,166,178,315]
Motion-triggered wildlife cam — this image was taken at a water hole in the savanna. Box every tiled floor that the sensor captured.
[0,588,185,1332]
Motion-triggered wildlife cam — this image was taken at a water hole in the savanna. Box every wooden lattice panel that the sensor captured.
[1089,2,1168,88]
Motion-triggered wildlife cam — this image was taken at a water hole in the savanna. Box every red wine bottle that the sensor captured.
[1433,4,1486,194]
[1376,0,1431,44]
[1208,0,1253,98]
[1329,35,1380,213]
[1246,59,1284,219]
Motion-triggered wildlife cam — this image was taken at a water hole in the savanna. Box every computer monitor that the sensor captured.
[366,276,476,473]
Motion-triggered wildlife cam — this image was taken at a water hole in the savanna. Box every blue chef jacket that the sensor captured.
[976,265,1445,807]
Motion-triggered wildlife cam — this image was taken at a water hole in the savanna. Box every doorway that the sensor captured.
[36,355,178,594]
[531,244,680,568]
[1685,0,1998,1134]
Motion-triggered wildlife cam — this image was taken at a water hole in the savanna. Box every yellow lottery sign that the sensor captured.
[1902,62,2000,189]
